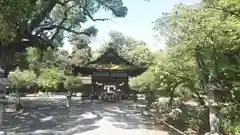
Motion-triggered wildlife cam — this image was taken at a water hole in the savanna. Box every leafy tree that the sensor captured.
[25,47,42,71]
[8,69,37,90]
[54,49,70,71]
[63,75,82,91]
[108,31,147,55]
[129,68,155,92]
[96,31,153,67]
[37,68,65,93]
[128,45,154,66]
[0,0,128,72]
[69,35,92,66]
[150,1,240,134]
[8,68,36,102]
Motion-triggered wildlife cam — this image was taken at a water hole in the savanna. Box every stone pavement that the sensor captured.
[2,99,169,135]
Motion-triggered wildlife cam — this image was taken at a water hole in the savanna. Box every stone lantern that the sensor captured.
[0,68,8,135]
[0,68,7,97]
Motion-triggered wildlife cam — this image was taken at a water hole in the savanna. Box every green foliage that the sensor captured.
[8,45,84,93]
[128,0,240,133]
[8,68,36,89]
[129,68,155,92]
[63,76,82,90]
[37,68,65,91]
[97,31,153,67]
[0,0,131,95]
[128,45,154,66]
[69,35,92,66]
[26,47,42,69]
[234,125,240,135]
[70,47,92,66]
[0,0,128,48]
[0,0,34,41]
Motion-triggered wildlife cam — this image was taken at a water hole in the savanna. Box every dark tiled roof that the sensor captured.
[87,48,137,66]
[72,47,149,77]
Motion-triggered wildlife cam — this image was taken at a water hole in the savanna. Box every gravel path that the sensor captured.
[2,99,169,135]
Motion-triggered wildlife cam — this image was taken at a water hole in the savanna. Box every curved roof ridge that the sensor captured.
[86,47,138,67]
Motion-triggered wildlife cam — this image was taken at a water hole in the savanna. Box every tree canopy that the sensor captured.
[0,0,128,47]
[128,0,240,134]
[96,31,154,67]
[0,0,129,72]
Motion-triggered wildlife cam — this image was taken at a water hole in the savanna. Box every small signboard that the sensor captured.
[111,72,127,77]
[80,76,92,84]
[93,72,109,77]
[93,71,127,78]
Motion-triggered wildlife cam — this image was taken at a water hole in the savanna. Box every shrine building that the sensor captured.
[72,47,148,96]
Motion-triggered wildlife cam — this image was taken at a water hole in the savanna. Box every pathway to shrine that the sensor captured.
[2,98,169,135]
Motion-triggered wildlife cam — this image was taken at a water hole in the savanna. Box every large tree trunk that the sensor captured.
[195,46,221,135]
[206,89,220,135]
[207,45,221,135]
[146,91,156,109]
[168,88,175,107]
[0,47,9,73]
[0,45,18,75]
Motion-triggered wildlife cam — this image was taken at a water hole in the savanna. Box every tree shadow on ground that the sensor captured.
[94,101,169,134]
[2,99,170,135]
[2,99,101,135]
[101,101,170,134]
[101,103,148,129]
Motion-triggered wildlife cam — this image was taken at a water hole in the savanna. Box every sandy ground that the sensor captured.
[1,98,169,135]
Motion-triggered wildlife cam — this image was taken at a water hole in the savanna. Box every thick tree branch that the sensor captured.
[28,0,57,32]
[50,18,68,40]
[57,0,71,6]
[35,3,77,36]
[59,26,95,36]
[82,0,109,21]
[83,9,109,21]
[95,0,116,14]
[37,24,93,36]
